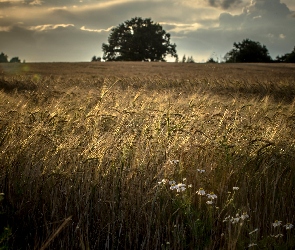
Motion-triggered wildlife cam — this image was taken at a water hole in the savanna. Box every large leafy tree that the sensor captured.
[225,39,272,63]
[102,17,177,61]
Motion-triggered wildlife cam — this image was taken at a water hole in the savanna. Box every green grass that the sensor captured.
[0,64,294,249]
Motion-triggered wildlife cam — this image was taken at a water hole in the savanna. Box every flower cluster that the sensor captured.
[170,183,186,192]
[272,220,282,227]
[223,212,249,224]
[158,178,191,193]
[196,188,217,205]
[284,223,294,230]
[272,220,293,230]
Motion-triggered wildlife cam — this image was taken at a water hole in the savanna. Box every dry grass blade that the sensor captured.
[39,216,72,250]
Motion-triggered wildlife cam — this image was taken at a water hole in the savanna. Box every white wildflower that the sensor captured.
[170,183,186,192]
[233,187,239,190]
[241,212,249,220]
[206,200,213,205]
[207,192,217,199]
[231,216,240,224]
[272,220,282,228]
[158,179,168,185]
[197,169,205,173]
[170,160,179,164]
[183,178,187,182]
[169,180,176,186]
[176,183,186,192]
[248,243,257,248]
[196,188,206,196]
[283,223,294,230]
[223,215,231,222]
[188,184,192,188]
[177,186,186,192]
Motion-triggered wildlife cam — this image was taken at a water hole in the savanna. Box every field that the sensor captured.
[0,62,295,249]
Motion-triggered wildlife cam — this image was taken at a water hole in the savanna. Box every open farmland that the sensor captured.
[0,62,295,249]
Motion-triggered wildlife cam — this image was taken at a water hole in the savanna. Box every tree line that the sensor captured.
[0,52,23,63]
[99,17,295,63]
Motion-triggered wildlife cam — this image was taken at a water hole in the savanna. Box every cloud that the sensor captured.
[29,0,42,5]
[208,0,242,9]
[80,25,113,33]
[0,25,11,31]
[29,23,75,31]
[160,22,204,33]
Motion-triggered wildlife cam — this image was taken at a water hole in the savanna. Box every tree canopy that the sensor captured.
[0,52,8,63]
[0,52,22,63]
[102,17,177,62]
[276,46,295,63]
[224,39,272,63]
[10,57,21,63]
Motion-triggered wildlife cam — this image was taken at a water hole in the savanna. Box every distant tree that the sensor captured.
[10,57,21,63]
[174,54,179,63]
[182,55,186,63]
[206,57,218,63]
[91,56,101,62]
[0,52,8,63]
[225,39,272,63]
[186,56,195,63]
[276,46,295,63]
[102,17,177,61]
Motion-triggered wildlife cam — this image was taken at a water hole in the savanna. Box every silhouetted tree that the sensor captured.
[10,57,21,63]
[186,56,195,63]
[91,56,101,62]
[102,17,177,61]
[206,57,218,63]
[182,55,186,63]
[276,46,295,63]
[225,39,272,63]
[0,52,8,63]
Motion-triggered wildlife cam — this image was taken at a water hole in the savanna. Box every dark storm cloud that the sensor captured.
[207,0,295,59]
[208,0,242,9]
[218,0,292,30]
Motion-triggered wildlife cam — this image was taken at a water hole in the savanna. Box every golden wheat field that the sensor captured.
[0,62,295,249]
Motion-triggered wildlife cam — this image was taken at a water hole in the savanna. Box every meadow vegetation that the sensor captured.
[0,62,294,249]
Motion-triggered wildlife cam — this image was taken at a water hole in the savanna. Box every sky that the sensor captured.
[0,0,295,62]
